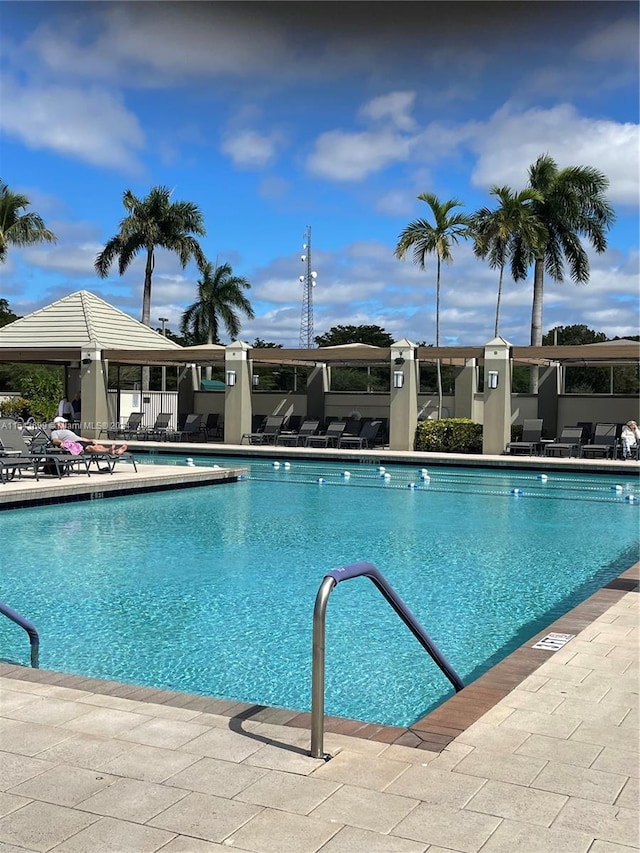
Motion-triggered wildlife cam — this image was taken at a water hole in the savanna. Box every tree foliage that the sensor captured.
[0,180,56,263]
[542,324,608,345]
[395,192,473,416]
[95,185,207,328]
[472,186,546,337]
[314,324,394,347]
[511,155,615,351]
[252,338,283,348]
[180,261,254,345]
[0,298,19,328]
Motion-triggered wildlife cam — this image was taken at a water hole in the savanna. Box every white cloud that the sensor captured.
[467,103,639,206]
[375,189,418,217]
[22,241,101,276]
[307,129,412,181]
[0,75,144,171]
[576,17,639,63]
[359,91,417,131]
[19,5,293,86]
[221,129,281,169]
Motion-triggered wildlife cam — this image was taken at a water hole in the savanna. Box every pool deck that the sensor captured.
[0,446,638,851]
[0,579,637,852]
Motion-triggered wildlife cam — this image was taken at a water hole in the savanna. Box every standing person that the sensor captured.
[57,396,74,423]
[71,392,81,427]
[620,420,640,460]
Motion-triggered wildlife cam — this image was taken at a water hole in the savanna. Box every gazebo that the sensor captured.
[0,291,182,436]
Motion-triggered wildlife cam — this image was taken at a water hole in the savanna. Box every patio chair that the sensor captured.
[580,423,619,460]
[343,417,363,437]
[0,425,41,483]
[276,419,319,446]
[505,419,543,456]
[282,415,302,434]
[242,416,284,445]
[576,422,594,444]
[167,413,203,442]
[202,413,223,441]
[305,421,346,448]
[0,454,41,484]
[0,419,90,479]
[142,412,172,441]
[107,412,145,440]
[339,419,383,449]
[543,427,585,458]
[31,426,137,475]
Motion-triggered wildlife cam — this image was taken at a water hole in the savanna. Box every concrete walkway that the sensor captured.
[0,592,637,853]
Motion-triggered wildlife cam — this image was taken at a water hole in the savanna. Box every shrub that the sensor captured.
[415,418,483,453]
[0,397,31,420]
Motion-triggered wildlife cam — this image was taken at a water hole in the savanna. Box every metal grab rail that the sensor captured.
[0,601,39,668]
[310,561,463,759]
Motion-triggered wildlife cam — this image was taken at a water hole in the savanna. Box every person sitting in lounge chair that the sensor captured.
[620,420,640,460]
[51,417,129,455]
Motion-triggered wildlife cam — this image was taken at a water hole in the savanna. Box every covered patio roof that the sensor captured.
[97,342,639,369]
[0,291,636,369]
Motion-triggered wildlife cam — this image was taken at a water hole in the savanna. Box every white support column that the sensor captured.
[454,358,478,419]
[80,343,109,438]
[306,363,328,421]
[224,341,252,444]
[482,337,512,455]
[389,338,418,451]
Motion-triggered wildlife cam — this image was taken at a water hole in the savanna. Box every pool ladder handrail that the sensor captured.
[310,561,464,759]
[0,600,39,668]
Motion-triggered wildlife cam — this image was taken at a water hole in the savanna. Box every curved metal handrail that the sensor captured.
[310,561,463,759]
[0,601,39,668]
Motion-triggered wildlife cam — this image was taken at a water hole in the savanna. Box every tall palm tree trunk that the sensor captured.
[494,265,504,338]
[435,256,443,418]
[141,248,154,391]
[529,256,545,392]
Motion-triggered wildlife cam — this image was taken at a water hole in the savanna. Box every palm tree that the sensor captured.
[180,261,255,378]
[511,154,615,389]
[394,192,473,417]
[472,186,546,337]
[0,180,56,262]
[95,186,207,328]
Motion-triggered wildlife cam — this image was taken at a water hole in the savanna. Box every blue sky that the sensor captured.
[2,1,638,346]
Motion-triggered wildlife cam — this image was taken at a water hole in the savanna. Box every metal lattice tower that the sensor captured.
[298,226,317,348]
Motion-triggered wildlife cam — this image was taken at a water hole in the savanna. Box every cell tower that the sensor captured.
[298,225,317,348]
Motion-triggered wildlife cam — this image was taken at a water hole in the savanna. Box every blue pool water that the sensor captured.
[1,456,638,727]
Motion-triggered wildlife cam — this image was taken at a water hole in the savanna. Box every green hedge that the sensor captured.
[414,419,526,452]
[415,418,483,453]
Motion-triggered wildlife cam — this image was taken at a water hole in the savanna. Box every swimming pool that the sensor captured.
[1,456,638,727]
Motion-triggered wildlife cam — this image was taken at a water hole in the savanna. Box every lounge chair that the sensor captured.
[0,454,41,484]
[0,419,90,479]
[142,412,172,441]
[0,427,41,483]
[305,421,346,448]
[32,426,137,474]
[544,427,585,458]
[505,419,543,456]
[339,419,383,449]
[576,422,594,444]
[104,412,144,440]
[580,423,618,459]
[282,415,302,434]
[242,416,284,445]
[276,419,319,446]
[167,413,203,442]
[202,413,223,441]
